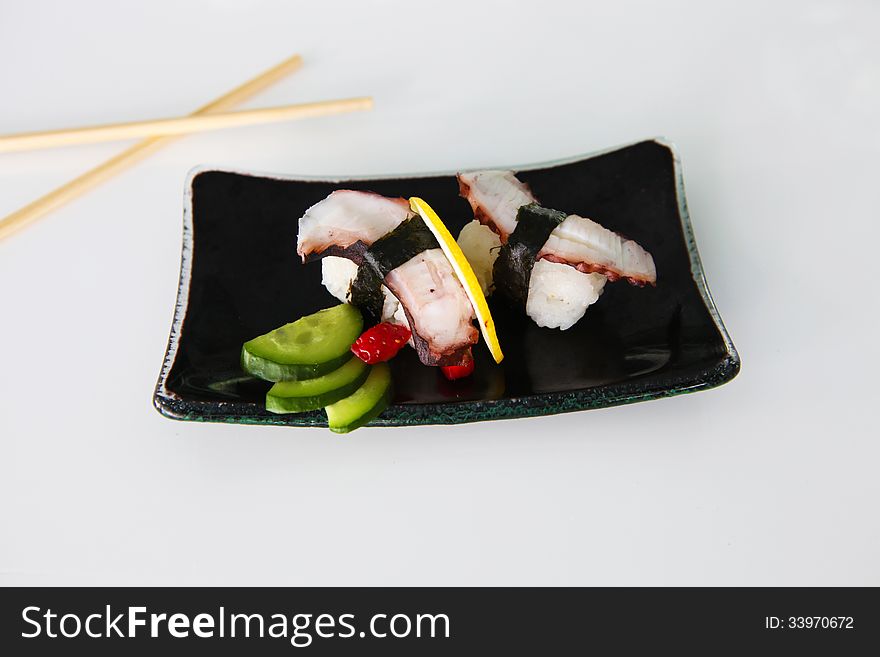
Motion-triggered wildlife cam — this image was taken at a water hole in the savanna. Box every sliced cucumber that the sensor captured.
[241,304,363,382]
[241,348,351,383]
[325,362,393,433]
[266,357,369,414]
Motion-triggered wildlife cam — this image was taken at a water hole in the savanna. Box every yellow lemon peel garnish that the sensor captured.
[409,197,503,364]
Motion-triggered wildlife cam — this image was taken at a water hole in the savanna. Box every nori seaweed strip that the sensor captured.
[303,240,369,265]
[493,203,567,311]
[349,216,439,324]
[349,260,386,324]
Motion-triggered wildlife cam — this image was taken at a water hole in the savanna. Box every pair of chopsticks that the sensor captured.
[0,54,371,241]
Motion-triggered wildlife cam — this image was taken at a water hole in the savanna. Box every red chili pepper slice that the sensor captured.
[350,322,411,364]
[440,350,475,380]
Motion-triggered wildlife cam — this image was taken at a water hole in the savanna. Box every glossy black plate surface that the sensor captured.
[154,139,739,427]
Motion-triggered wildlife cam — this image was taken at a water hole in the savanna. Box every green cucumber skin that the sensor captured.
[326,363,393,433]
[242,304,363,368]
[241,347,351,382]
[267,357,367,398]
[265,368,369,414]
[329,383,393,433]
[324,363,391,432]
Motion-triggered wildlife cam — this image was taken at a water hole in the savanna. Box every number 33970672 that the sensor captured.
[766,617,854,629]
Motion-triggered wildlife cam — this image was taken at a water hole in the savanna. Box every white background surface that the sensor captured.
[1,0,878,586]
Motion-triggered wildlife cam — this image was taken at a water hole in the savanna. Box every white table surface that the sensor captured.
[1,0,878,586]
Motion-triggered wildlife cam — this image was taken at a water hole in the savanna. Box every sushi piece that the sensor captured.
[297,191,477,366]
[457,170,656,285]
[457,184,611,329]
[456,170,656,329]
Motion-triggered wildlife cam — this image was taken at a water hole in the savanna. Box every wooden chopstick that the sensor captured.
[0,97,372,153]
[0,53,308,242]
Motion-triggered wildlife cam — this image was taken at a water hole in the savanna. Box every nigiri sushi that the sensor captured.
[456,170,656,329]
[297,190,477,366]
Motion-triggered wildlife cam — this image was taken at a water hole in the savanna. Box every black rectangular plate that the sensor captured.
[154,139,739,427]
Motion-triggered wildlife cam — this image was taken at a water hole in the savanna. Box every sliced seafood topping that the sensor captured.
[385,249,478,364]
[297,190,411,262]
[539,214,656,286]
[457,170,536,240]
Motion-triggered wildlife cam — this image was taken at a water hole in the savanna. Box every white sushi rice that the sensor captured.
[456,220,502,296]
[526,259,607,330]
[320,255,405,325]
[321,256,358,303]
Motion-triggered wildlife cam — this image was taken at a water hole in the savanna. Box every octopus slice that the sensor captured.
[539,214,656,286]
[384,249,478,363]
[296,190,411,262]
[457,170,537,241]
